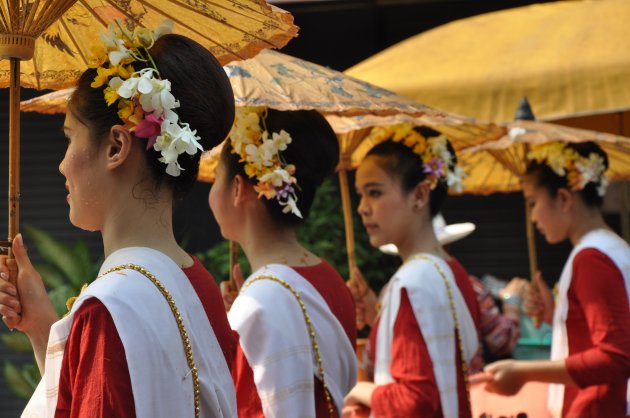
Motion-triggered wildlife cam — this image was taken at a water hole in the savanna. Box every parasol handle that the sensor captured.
[525,198,541,328]
[338,169,356,282]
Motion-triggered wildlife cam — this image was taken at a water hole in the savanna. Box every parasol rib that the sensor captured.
[79,0,116,27]
[22,0,40,32]
[59,16,90,67]
[31,50,40,89]
[0,4,11,32]
[135,0,280,56]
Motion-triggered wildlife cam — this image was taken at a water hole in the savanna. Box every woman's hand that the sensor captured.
[522,271,554,325]
[0,234,57,335]
[344,381,376,409]
[220,263,245,312]
[484,360,527,396]
[347,267,378,330]
[499,277,527,320]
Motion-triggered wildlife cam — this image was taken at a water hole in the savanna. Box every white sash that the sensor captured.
[22,247,237,418]
[374,254,478,418]
[228,263,357,417]
[548,229,630,417]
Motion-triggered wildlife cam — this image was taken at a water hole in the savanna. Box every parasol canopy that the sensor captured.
[0,0,298,89]
[460,120,630,195]
[346,0,630,125]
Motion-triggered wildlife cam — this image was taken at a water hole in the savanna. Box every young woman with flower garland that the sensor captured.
[344,125,481,418]
[210,107,357,417]
[484,142,630,418]
[0,22,237,417]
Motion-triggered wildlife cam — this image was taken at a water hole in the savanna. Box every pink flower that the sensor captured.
[135,113,163,149]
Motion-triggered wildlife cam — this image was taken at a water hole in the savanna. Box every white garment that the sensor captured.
[548,229,630,418]
[22,247,236,418]
[374,254,478,418]
[228,263,357,417]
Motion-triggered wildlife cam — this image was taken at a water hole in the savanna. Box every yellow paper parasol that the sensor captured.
[346,0,630,128]
[1,0,297,286]
[461,121,630,195]
[1,1,298,89]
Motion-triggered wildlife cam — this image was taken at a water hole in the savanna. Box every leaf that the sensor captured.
[48,284,78,317]
[73,240,93,283]
[0,332,31,352]
[21,363,41,388]
[33,263,65,289]
[4,361,35,399]
[23,225,86,288]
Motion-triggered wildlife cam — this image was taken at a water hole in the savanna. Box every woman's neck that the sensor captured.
[397,217,449,263]
[237,216,316,272]
[569,206,609,246]
[100,189,190,267]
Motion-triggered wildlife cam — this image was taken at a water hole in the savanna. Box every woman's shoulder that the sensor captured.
[572,247,626,291]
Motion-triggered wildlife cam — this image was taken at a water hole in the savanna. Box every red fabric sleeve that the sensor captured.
[565,248,630,387]
[448,258,481,332]
[232,332,264,418]
[184,256,237,368]
[55,298,135,418]
[370,288,444,417]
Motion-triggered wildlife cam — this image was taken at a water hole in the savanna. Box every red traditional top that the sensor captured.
[368,257,479,418]
[54,256,235,418]
[563,248,630,417]
[231,260,356,418]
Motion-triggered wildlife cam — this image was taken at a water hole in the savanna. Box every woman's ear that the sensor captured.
[412,181,431,212]
[557,188,574,213]
[232,174,256,207]
[105,125,134,170]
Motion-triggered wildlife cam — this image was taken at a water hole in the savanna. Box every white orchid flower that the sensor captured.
[281,195,302,218]
[153,20,173,40]
[259,168,293,188]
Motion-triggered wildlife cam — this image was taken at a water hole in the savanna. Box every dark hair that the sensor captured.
[525,141,608,208]
[221,109,339,227]
[68,34,235,199]
[366,126,455,217]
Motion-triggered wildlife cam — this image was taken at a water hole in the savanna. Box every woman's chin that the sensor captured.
[69,213,98,232]
[368,235,387,249]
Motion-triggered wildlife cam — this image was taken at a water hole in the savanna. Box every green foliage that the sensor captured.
[23,225,97,289]
[1,332,31,353]
[197,177,398,292]
[3,362,39,399]
[1,226,99,399]
[196,241,251,285]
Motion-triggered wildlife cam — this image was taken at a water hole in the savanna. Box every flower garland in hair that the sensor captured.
[366,124,465,192]
[527,141,609,197]
[89,20,202,177]
[229,107,303,218]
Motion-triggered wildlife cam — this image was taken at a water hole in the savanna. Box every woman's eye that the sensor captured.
[368,190,382,198]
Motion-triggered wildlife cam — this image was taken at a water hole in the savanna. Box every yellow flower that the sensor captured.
[88,45,108,68]
[254,182,277,199]
[91,66,114,88]
[412,141,427,155]
[118,99,135,120]
[128,105,144,130]
[104,86,120,106]
[66,283,89,312]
